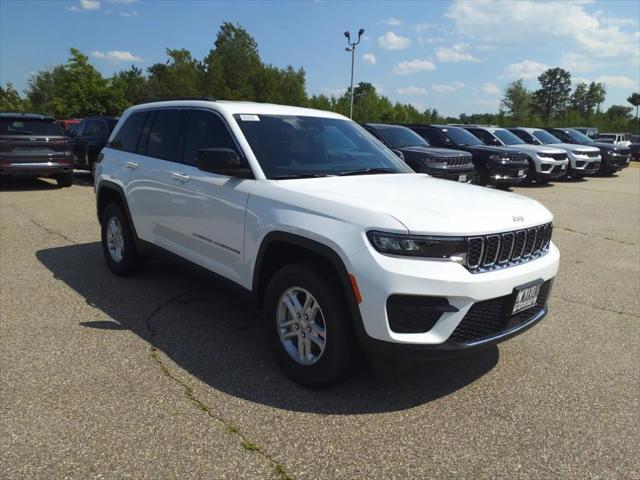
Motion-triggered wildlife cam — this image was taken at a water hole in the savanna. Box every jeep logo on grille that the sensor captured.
[513,216,524,223]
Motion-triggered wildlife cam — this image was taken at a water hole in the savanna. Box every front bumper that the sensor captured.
[568,154,601,175]
[534,158,568,179]
[487,161,529,185]
[602,154,630,172]
[350,242,559,356]
[0,161,73,177]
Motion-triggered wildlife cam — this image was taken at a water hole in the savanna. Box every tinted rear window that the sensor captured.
[0,119,64,136]
[111,112,148,152]
[146,110,189,162]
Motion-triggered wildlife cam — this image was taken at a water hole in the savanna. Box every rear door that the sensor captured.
[0,117,70,165]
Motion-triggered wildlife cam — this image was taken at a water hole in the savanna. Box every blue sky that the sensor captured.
[1,0,639,116]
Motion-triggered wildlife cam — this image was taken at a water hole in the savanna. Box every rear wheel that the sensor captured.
[101,203,147,276]
[56,173,73,187]
[264,264,354,387]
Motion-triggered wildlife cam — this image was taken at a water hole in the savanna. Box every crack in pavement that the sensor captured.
[554,226,637,246]
[4,203,81,246]
[144,289,294,480]
[551,294,639,318]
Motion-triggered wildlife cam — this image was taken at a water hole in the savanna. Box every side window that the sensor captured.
[512,130,531,143]
[85,120,108,137]
[146,110,189,162]
[136,111,153,154]
[470,129,495,145]
[75,119,87,137]
[111,112,148,152]
[182,110,236,166]
[421,129,445,146]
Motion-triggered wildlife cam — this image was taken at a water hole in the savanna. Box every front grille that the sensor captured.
[466,223,552,273]
[450,280,552,343]
[585,151,600,158]
[442,156,473,167]
[548,152,567,161]
[502,153,527,163]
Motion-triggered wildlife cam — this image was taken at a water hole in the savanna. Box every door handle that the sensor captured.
[171,172,191,182]
[124,161,139,170]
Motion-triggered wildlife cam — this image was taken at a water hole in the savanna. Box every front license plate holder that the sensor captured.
[458,174,467,182]
[510,279,543,315]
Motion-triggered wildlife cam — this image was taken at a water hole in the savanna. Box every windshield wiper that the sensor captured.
[270,173,334,180]
[337,167,397,176]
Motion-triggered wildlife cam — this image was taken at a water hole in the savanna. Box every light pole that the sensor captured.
[344,28,364,119]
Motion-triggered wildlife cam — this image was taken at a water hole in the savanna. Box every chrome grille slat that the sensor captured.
[465,223,552,273]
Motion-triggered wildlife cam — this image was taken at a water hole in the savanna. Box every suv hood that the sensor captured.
[548,143,599,153]
[587,141,629,153]
[398,145,471,158]
[274,174,552,236]
[509,143,565,155]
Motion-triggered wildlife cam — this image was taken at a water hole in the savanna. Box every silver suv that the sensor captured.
[463,126,568,183]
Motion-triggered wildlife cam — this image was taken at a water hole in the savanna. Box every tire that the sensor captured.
[56,173,73,187]
[477,167,490,186]
[537,178,550,184]
[100,203,147,276]
[264,264,355,387]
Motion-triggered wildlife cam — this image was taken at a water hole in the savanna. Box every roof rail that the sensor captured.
[135,96,216,105]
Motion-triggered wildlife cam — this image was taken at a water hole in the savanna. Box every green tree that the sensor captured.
[627,92,640,119]
[605,104,633,120]
[202,22,261,99]
[0,82,26,112]
[569,82,589,116]
[146,48,204,99]
[501,79,531,121]
[587,81,606,114]
[112,66,148,106]
[532,68,572,121]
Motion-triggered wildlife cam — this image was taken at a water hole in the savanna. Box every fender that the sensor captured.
[252,231,366,341]
[95,180,141,242]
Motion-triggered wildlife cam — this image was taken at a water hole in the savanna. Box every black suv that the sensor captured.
[71,116,118,175]
[361,123,476,182]
[405,124,529,187]
[0,113,74,187]
[545,128,630,175]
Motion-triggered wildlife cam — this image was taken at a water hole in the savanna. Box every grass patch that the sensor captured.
[241,440,261,452]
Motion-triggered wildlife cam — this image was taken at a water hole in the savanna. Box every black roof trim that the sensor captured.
[135,97,216,105]
[0,112,55,120]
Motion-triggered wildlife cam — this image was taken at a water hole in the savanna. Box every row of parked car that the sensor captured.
[0,110,638,188]
[362,123,637,188]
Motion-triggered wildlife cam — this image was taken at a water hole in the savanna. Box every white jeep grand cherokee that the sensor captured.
[95,100,559,387]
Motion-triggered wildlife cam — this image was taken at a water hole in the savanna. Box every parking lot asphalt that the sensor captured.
[1,167,639,480]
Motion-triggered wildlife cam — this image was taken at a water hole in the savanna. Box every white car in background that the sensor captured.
[95,100,560,386]
[598,133,631,147]
[509,127,601,178]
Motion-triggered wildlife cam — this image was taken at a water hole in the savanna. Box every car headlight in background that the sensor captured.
[367,231,467,260]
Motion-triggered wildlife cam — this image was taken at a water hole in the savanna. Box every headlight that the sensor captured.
[367,231,467,260]
[571,150,587,156]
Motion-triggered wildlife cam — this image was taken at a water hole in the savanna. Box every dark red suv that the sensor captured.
[0,113,74,187]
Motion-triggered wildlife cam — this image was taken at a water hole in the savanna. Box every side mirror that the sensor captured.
[391,149,405,160]
[196,148,253,178]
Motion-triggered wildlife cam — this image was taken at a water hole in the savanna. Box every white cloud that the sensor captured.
[482,83,500,95]
[411,22,436,33]
[385,17,402,26]
[80,0,100,10]
[396,86,427,95]
[446,0,640,61]
[65,5,80,11]
[435,43,480,63]
[392,59,436,75]
[432,82,465,93]
[560,51,598,73]
[362,53,376,65]
[92,50,142,63]
[119,9,137,16]
[323,87,347,97]
[108,0,139,3]
[502,60,548,80]
[378,31,411,50]
[595,76,637,89]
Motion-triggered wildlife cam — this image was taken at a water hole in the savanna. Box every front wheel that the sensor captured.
[56,173,73,187]
[101,203,147,276]
[264,264,355,387]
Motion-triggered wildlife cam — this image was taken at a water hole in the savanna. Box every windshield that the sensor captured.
[378,126,429,148]
[532,130,562,145]
[441,127,483,146]
[564,129,593,143]
[599,134,616,140]
[0,118,64,136]
[234,114,412,179]
[493,129,524,146]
